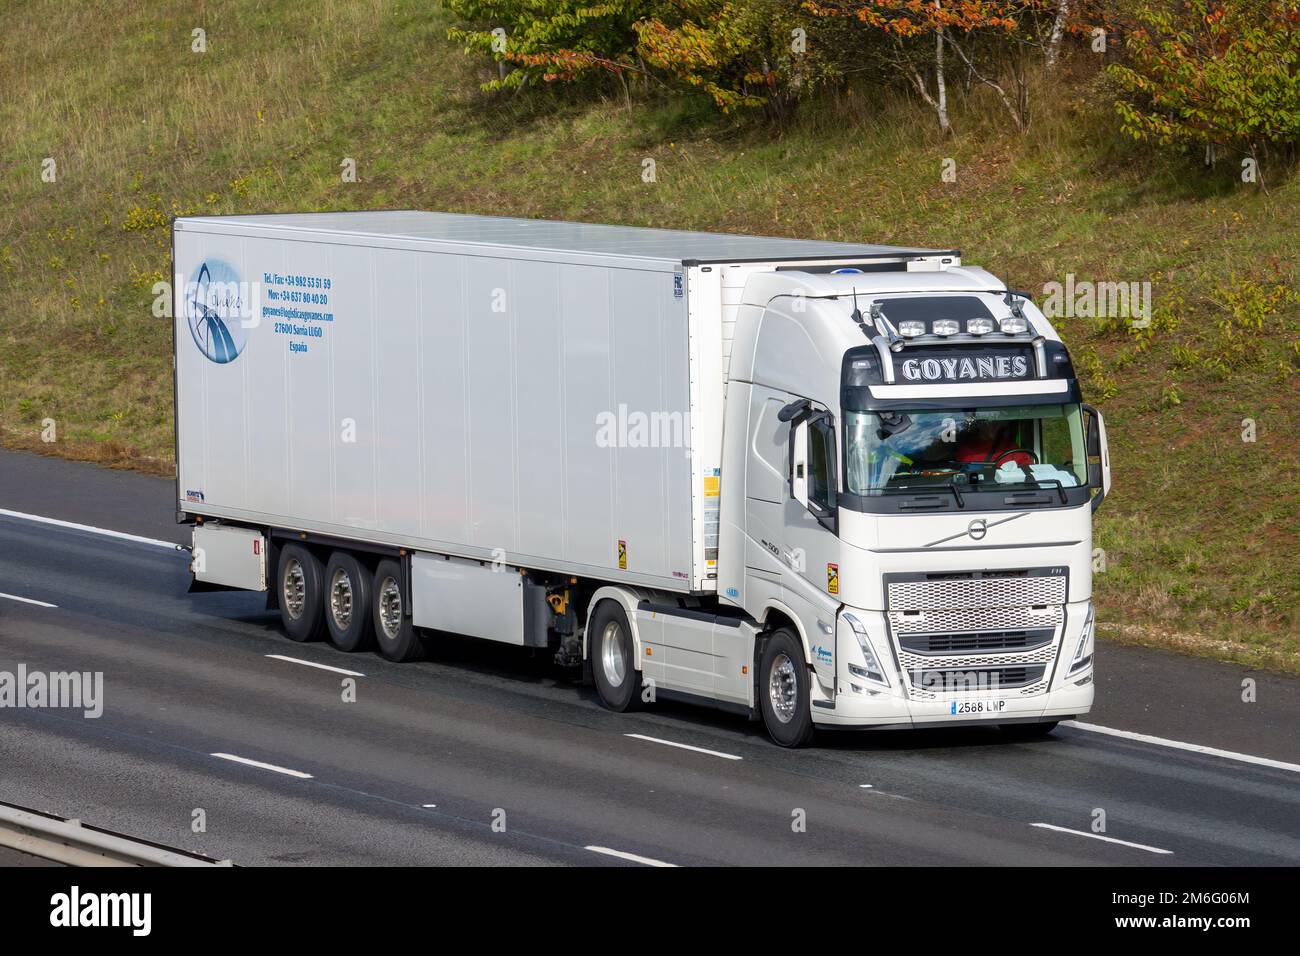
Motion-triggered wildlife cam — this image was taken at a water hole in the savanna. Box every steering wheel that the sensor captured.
[990,447,1039,467]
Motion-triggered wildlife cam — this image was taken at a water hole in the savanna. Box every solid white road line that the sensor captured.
[265,654,365,678]
[585,846,677,867]
[1064,720,1300,774]
[210,753,314,779]
[1031,822,1173,855]
[0,592,57,609]
[624,733,743,761]
[0,508,178,551]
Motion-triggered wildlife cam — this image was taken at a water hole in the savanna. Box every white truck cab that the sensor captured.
[715,265,1109,745]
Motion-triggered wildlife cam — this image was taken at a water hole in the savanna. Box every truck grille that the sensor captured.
[887,571,1066,611]
[898,629,1054,654]
[909,664,1047,693]
[884,569,1067,699]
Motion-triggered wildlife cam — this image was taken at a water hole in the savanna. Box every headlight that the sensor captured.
[999,316,1029,334]
[931,319,960,336]
[967,317,995,335]
[1069,606,1095,674]
[843,612,889,687]
[898,320,926,338]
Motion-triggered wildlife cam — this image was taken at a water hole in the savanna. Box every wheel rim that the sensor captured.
[600,621,626,688]
[329,567,353,630]
[377,576,402,640]
[768,652,797,724]
[283,558,306,620]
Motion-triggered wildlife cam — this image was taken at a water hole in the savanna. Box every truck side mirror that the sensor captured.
[791,420,810,508]
[1082,404,1111,512]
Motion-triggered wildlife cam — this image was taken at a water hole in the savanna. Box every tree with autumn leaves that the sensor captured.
[443,0,1300,165]
[1109,0,1300,176]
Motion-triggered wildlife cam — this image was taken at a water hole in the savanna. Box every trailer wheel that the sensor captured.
[759,629,815,748]
[324,551,374,652]
[278,543,326,643]
[371,558,423,662]
[590,601,642,712]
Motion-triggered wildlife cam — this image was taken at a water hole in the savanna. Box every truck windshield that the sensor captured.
[844,404,1087,495]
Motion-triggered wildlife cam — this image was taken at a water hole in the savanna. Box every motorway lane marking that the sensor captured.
[1031,822,1173,855]
[266,654,366,678]
[585,846,677,867]
[624,733,743,761]
[1064,720,1300,774]
[211,753,314,779]
[0,508,178,551]
[0,592,57,609]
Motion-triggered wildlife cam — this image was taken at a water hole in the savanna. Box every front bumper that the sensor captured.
[812,601,1095,729]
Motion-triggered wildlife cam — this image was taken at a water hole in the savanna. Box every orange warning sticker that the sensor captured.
[827,563,839,595]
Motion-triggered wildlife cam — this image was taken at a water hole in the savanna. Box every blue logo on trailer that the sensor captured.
[673,274,684,298]
[185,259,248,364]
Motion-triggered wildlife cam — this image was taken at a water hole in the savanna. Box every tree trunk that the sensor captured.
[1046,1,1070,68]
[934,1,951,135]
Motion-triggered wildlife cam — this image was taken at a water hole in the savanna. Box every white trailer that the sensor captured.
[175,211,1110,746]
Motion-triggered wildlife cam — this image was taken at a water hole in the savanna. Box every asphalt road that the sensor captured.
[0,448,1296,866]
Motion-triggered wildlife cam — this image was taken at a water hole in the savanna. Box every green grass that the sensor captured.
[1,0,1297,669]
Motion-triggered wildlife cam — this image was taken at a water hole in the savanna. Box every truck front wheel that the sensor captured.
[372,559,423,662]
[590,601,642,712]
[759,629,816,748]
[278,543,326,643]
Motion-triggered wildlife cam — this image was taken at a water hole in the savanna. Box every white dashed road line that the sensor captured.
[211,753,314,779]
[585,845,677,867]
[0,592,57,609]
[0,508,178,550]
[1064,720,1300,774]
[624,733,743,761]
[1031,822,1172,855]
[266,654,366,678]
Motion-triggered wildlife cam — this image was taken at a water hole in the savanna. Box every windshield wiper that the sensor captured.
[1001,478,1069,504]
[880,480,965,508]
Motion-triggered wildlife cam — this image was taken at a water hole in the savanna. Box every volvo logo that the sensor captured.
[967,519,988,541]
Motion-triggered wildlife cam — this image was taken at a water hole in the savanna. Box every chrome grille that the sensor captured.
[898,641,1057,674]
[899,629,1054,654]
[889,605,1063,634]
[887,573,1066,611]
[885,569,1067,699]
[908,664,1047,693]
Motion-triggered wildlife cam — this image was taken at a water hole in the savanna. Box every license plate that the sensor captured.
[949,699,1008,716]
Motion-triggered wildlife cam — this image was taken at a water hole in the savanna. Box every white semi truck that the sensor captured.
[174,211,1110,747]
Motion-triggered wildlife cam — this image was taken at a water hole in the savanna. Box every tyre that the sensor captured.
[277,543,326,643]
[323,551,373,652]
[371,558,423,662]
[998,720,1059,739]
[590,600,641,712]
[759,628,815,748]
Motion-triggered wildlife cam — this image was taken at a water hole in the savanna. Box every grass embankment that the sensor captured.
[1,0,1296,669]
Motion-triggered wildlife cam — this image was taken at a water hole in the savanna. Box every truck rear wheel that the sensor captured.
[590,601,642,712]
[324,551,373,652]
[278,543,326,643]
[759,629,816,748]
[371,558,423,662]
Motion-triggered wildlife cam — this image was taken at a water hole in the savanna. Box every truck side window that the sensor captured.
[808,419,836,514]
